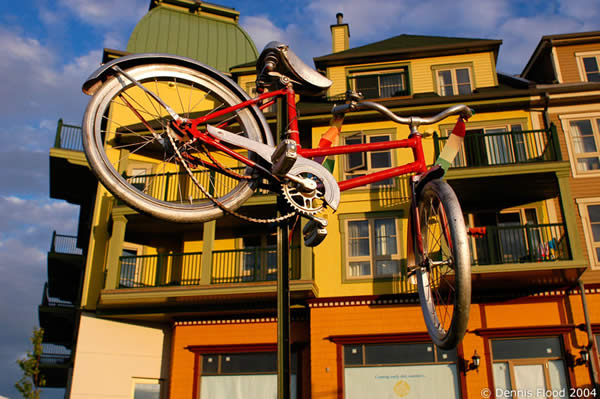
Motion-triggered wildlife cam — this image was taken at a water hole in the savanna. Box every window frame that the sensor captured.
[130,377,162,399]
[559,113,600,177]
[576,198,600,269]
[576,51,600,82]
[341,213,404,281]
[340,128,397,189]
[347,65,410,99]
[432,63,474,97]
[490,337,570,397]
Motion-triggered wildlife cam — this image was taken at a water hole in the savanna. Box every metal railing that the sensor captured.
[211,247,300,284]
[117,247,301,288]
[50,231,82,255]
[41,283,75,308]
[123,167,271,204]
[54,119,83,151]
[434,124,561,168]
[40,344,72,366]
[119,252,203,288]
[469,223,570,266]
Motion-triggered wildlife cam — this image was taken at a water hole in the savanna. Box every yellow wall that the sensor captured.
[326,51,498,97]
[310,109,533,298]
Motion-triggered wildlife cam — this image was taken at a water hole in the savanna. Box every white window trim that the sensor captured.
[576,197,600,269]
[575,50,600,83]
[344,217,402,279]
[559,112,600,178]
[434,66,474,96]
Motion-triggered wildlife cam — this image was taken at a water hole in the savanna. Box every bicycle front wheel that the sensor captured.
[82,63,270,223]
[415,179,471,349]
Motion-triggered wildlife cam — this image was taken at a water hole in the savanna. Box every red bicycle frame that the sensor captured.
[179,84,429,191]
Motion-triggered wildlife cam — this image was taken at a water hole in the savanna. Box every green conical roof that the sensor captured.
[127,2,258,72]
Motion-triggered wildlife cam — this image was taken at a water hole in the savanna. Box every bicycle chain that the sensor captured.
[167,131,297,224]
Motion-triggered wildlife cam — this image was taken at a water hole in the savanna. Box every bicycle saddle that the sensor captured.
[256,41,332,96]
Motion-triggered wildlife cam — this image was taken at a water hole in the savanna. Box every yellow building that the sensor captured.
[39,4,600,398]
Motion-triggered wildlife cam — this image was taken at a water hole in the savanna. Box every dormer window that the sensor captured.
[578,54,600,82]
[434,65,473,96]
[348,67,409,99]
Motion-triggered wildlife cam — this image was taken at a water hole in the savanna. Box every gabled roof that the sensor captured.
[521,31,600,79]
[314,34,502,68]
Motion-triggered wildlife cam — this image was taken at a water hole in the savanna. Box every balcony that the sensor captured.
[98,247,311,316]
[38,344,72,388]
[38,284,76,346]
[434,125,562,170]
[120,168,271,206]
[47,232,84,303]
[117,247,300,288]
[49,120,96,204]
[468,223,584,294]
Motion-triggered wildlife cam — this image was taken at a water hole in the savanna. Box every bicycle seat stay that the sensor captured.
[256,41,332,95]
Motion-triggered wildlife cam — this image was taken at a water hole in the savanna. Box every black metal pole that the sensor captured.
[276,89,291,399]
[277,210,291,399]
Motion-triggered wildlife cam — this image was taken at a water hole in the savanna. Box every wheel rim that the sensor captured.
[85,65,264,219]
[419,192,458,338]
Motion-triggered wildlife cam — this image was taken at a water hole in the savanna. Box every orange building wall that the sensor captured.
[169,319,309,399]
[309,290,599,399]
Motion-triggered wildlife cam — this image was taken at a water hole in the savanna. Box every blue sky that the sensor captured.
[1,0,599,398]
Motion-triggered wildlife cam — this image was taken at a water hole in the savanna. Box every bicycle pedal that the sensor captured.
[271,139,297,176]
[303,217,328,247]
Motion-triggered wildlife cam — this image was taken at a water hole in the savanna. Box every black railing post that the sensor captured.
[433,132,440,159]
[50,231,57,252]
[164,173,171,202]
[55,119,63,148]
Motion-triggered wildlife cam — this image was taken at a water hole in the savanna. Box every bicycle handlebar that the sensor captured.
[332,101,473,127]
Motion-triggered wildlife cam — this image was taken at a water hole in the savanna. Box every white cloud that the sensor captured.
[57,0,147,27]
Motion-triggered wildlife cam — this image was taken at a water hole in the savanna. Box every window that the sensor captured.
[343,342,460,399]
[344,131,394,187]
[345,217,401,278]
[242,235,277,281]
[445,123,526,168]
[436,67,473,96]
[132,379,161,399]
[120,248,140,288]
[492,337,569,398]
[199,352,297,399]
[577,200,600,268]
[577,53,600,82]
[349,68,409,99]
[567,118,600,173]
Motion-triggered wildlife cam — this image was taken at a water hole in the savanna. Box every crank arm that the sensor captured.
[206,125,340,211]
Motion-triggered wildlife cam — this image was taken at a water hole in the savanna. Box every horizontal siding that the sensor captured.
[327,66,347,97]
[411,52,496,93]
[556,43,600,83]
[548,112,600,268]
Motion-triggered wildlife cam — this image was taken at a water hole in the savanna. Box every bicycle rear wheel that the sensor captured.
[82,63,270,223]
[415,179,471,349]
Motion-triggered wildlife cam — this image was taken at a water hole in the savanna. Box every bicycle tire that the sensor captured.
[415,179,471,349]
[82,63,270,223]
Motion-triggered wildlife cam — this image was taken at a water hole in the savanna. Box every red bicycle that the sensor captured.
[81,42,472,348]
